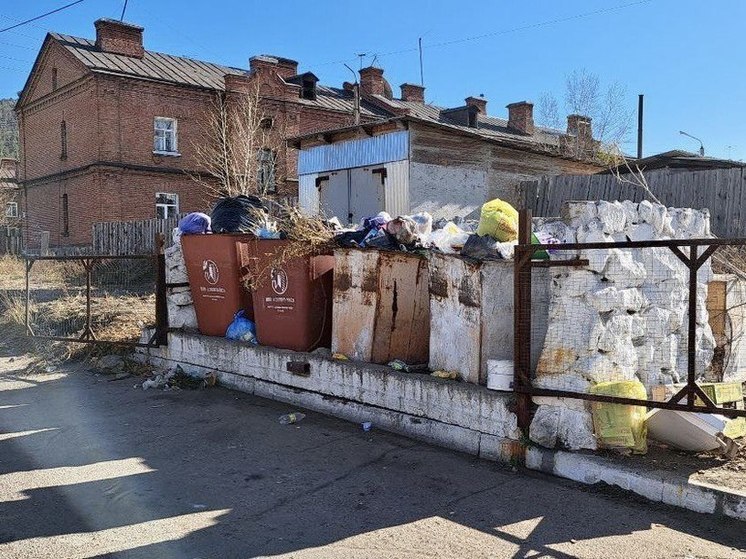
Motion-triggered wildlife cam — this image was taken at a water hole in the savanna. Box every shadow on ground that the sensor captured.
[0,354,743,559]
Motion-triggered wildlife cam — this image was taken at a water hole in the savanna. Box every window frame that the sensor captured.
[52,67,58,91]
[153,117,179,156]
[5,201,18,218]
[257,148,277,194]
[155,192,180,219]
[62,193,69,237]
[60,120,67,160]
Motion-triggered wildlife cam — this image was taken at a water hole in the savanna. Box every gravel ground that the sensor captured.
[0,352,745,558]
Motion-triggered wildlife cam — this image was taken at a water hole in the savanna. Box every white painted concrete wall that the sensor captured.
[409,162,487,221]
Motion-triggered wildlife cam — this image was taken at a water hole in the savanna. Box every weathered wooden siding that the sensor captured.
[408,123,600,220]
[332,249,430,364]
[519,168,746,237]
[0,227,22,255]
[92,217,182,255]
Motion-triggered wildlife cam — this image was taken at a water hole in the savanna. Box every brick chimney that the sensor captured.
[224,73,253,94]
[95,18,144,58]
[359,67,385,96]
[400,83,425,103]
[567,114,593,142]
[507,101,534,135]
[465,95,487,114]
[249,55,298,79]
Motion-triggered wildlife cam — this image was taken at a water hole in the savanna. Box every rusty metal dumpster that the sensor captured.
[237,239,334,352]
[332,248,430,365]
[181,233,254,337]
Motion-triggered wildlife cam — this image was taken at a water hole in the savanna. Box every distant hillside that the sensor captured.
[0,98,18,160]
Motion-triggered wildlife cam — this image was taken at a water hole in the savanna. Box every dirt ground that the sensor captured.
[607,439,746,493]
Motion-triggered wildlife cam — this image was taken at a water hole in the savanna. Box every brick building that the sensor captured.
[293,70,602,223]
[16,18,386,247]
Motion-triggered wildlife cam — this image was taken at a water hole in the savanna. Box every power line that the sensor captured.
[0,0,86,34]
[316,0,652,67]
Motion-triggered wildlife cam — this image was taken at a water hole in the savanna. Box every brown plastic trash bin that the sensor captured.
[181,233,254,337]
[236,239,334,352]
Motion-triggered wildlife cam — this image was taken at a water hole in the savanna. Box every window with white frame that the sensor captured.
[154,117,178,154]
[257,148,276,194]
[155,192,179,218]
[5,201,18,218]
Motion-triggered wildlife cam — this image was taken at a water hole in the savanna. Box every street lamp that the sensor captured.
[679,130,705,157]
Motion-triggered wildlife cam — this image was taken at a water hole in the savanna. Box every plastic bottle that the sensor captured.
[279,412,306,425]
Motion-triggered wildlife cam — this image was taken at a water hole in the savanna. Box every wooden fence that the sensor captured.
[93,217,182,256]
[519,167,746,238]
[0,226,22,255]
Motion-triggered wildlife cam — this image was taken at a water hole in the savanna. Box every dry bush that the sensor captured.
[242,203,334,291]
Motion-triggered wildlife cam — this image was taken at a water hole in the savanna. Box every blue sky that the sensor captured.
[0,0,743,159]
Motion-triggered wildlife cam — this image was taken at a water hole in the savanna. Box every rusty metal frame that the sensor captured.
[24,235,169,348]
[513,209,746,434]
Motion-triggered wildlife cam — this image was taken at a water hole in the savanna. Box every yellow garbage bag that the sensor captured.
[588,380,648,454]
[476,198,519,241]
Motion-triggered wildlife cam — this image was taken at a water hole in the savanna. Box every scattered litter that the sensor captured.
[332,353,349,361]
[361,421,373,432]
[108,372,131,381]
[178,212,211,234]
[646,409,742,458]
[388,359,411,372]
[139,365,216,391]
[431,370,460,381]
[279,412,305,425]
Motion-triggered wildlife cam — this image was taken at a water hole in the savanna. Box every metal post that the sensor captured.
[514,208,533,433]
[637,94,644,159]
[24,258,33,335]
[154,233,168,346]
[687,244,698,408]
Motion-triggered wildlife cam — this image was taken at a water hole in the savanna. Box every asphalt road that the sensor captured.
[0,354,744,559]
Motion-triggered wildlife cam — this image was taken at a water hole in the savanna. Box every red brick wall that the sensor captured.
[18,39,379,246]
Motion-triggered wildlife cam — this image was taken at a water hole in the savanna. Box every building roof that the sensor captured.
[378,97,564,147]
[605,150,746,174]
[48,33,387,117]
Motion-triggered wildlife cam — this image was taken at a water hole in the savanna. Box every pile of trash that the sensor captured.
[140,365,217,391]
[331,197,538,260]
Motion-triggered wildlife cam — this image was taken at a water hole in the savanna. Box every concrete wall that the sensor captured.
[409,162,487,220]
[138,332,522,463]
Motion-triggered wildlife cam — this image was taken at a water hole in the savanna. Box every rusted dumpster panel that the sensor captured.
[332,249,430,364]
[428,253,551,385]
[428,253,483,384]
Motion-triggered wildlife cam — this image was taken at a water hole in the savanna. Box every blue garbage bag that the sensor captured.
[178,212,211,235]
[225,310,257,344]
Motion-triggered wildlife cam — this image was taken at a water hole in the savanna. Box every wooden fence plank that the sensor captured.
[520,167,746,237]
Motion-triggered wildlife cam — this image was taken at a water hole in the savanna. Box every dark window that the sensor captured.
[60,121,67,159]
[62,193,69,237]
[260,117,274,130]
[301,78,316,100]
[257,149,276,194]
[52,68,58,91]
[468,108,478,128]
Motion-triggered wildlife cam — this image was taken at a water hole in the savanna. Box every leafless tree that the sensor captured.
[538,69,634,148]
[191,82,287,199]
[0,188,15,227]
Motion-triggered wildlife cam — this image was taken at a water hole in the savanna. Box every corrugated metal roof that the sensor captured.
[51,33,387,117]
[379,97,563,147]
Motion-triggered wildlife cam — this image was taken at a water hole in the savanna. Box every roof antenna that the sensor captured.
[120,0,128,21]
[344,64,361,125]
[370,54,378,68]
[418,37,424,87]
[356,53,366,70]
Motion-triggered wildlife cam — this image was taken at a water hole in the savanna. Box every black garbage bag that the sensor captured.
[460,234,505,261]
[210,195,266,233]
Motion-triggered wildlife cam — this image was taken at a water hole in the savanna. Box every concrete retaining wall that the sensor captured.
[137,331,522,463]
